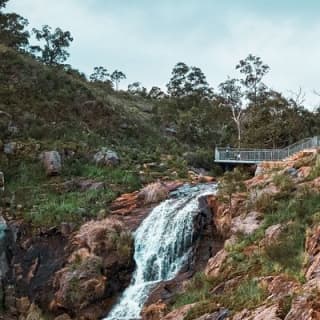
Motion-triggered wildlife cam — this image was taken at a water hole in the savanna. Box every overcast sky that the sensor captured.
[6,0,320,109]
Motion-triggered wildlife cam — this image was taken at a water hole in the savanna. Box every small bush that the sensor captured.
[218,168,247,207]
[264,223,305,273]
[272,173,295,193]
[171,273,212,309]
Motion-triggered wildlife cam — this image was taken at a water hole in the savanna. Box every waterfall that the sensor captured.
[104,183,216,320]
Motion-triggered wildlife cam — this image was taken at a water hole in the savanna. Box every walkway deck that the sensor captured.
[215,136,320,164]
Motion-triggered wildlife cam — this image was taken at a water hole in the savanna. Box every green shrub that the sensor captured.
[264,222,305,273]
[171,273,213,309]
[218,168,247,207]
[272,173,295,193]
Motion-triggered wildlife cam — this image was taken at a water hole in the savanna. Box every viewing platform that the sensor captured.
[215,136,320,164]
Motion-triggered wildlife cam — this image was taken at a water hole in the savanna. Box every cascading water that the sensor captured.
[104,183,216,320]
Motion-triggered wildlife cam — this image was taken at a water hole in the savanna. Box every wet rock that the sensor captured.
[9,227,69,314]
[93,148,120,166]
[42,151,62,176]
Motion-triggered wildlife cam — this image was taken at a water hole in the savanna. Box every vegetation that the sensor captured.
[170,165,320,318]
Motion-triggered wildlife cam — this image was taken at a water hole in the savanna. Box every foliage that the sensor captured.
[31,25,73,65]
[167,62,213,105]
[111,70,126,90]
[171,273,213,309]
[90,66,110,82]
[264,222,304,273]
[236,54,270,106]
[272,173,295,194]
[127,81,147,97]
[0,0,29,49]
[218,168,247,206]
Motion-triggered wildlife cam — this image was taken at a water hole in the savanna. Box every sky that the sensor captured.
[6,0,320,109]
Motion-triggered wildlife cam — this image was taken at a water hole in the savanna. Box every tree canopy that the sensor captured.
[31,25,73,65]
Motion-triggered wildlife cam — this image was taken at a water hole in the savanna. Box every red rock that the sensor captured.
[306,225,320,257]
[259,275,300,300]
[285,293,320,320]
[205,249,228,278]
[161,304,195,320]
[232,304,281,320]
[231,211,262,235]
[260,224,283,247]
[141,301,167,320]
[298,166,312,179]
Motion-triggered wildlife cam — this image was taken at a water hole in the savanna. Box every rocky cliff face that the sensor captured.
[2,149,320,320]
[156,149,320,320]
[1,181,186,319]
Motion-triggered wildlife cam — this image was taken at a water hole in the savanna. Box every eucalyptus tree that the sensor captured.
[236,54,269,107]
[111,70,126,91]
[90,66,109,82]
[0,0,29,49]
[167,62,213,105]
[219,78,243,148]
[31,25,73,65]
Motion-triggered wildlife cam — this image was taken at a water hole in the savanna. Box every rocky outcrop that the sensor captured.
[50,217,134,318]
[41,151,62,176]
[233,304,281,320]
[205,248,228,278]
[93,148,120,166]
[161,304,195,320]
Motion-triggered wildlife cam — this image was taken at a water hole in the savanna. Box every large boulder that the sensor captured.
[93,148,120,166]
[51,217,134,317]
[42,151,62,176]
[205,248,228,278]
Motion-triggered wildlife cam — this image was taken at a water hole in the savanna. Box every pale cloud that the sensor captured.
[6,0,320,109]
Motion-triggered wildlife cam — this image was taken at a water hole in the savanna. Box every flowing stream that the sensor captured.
[104,183,216,320]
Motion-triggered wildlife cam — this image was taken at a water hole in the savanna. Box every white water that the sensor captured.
[104,183,216,320]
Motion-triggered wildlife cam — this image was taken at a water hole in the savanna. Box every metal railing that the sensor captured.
[215,136,320,163]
